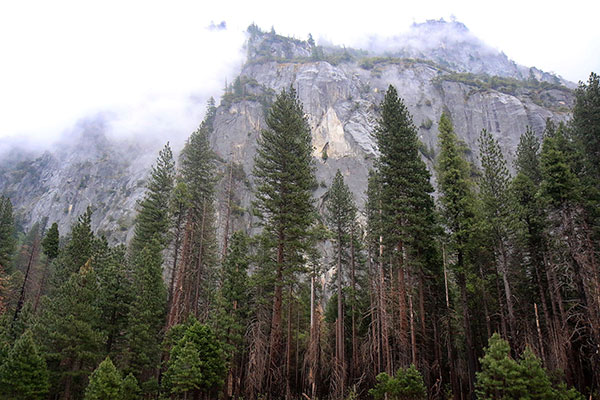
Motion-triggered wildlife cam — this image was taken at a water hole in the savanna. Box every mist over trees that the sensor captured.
[0,71,599,400]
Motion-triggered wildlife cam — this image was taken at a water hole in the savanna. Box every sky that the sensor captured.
[1,0,598,146]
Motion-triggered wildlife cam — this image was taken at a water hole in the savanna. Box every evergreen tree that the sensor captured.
[35,222,60,311]
[540,124,580,207]
[369,365,427,400]
[51,207,94,288]
[0,196,15,297]
[515,127,542,184]
[168,101,218,326]
[38,256,105,399]
[41,222,60,260]
[130,142,175,257]
[373,85,435,254]
[0,330,49,400]
[215,231,250,352]
[436,112,478,396]
[475,333,525,399]
[121,373,141,400]
[324,169,360,395]
[94,241,132,359]
[252,86,317,394]
[125,239,167,385]
[84,357,122,400]
[214,231,250,400]
[476,334,585,400]
[163,320,226,399]
[572,72,600,184]
[478,129,517,342]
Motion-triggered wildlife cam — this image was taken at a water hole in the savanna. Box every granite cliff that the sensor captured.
[0,20,574,240]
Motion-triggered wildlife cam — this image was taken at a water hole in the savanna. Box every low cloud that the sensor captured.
[0,3,246,151]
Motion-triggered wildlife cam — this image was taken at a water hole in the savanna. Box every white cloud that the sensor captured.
[0,0,598,144]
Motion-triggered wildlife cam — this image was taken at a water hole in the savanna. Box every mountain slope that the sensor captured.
[0,20,574,239]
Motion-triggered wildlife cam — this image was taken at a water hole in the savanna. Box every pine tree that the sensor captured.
[373,85,438,371]
[163,320,226,399]
[214,231,250,399]
[369,365,427,400]
[572,72,600,184]
[168,102,218,326]
[475,333,525,399]
[324,169,357,397]
[125,239,167,385]
[121,373,141,400]
[38,255,105,399]
[51,207,94,288]
[252,86,317,395]
[84,357,122,400]
[436,112,478,396]
[0,330,49,400]
[0,197,15,311]
[35,222,60,311]
[478,129,517,343]
[94,241,132,359]
[130,142,175,257]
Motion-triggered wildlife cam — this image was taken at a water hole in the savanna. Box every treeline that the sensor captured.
[0,73,599,400]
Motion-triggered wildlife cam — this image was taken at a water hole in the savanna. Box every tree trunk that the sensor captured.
[457,257,476,400]
[335,229,345,399]
[13,236,39,324]
[350,228,358,380]
[267,235,285,395]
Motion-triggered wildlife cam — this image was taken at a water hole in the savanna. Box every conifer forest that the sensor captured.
[1,65,600,399]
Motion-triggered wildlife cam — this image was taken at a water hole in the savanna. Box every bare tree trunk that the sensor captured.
[499,241,516,344]
[13,233,39,324]
[350,228,358,381]
[457,251,476,400]
[267,235,285,395]
[409,294,417,366]
[193,200,207,318]
[335,230,345,399]
[286,285,293,400]
[222,163,233,260]
[443,245,459,400]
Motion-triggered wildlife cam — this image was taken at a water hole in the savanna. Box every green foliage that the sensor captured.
[433,72,570,108]
[253,86,317,275]
[572,72,600,182]
[84,357,122,400]
[0,330,49,400]
[94,241,133,359]
[436,112,477,267]
[476,334,585,400]
[121,373,141,400]
[125,239,167,380]
[41,222,60,260]
[515,127,542,184]
[214,231,250,354]
[163,321,227,398]
[374,85,436,260]
[38,262,105,396]
[420,118,433,130]
[51,206,94,286]
[478,128,513,247]
[540,122,580,207]
[324,170,357,252]
[476,333,525,399]
[0,196,15,270]
[369,365,427,400]
[130,142,175,257]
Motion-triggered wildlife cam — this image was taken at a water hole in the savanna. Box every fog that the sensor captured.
[1,0,598,153]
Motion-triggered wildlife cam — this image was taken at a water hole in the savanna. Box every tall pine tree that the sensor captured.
[436,112,478,398]
[252,86,317,396]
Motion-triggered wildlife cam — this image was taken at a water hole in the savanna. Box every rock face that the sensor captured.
[0,20,574,240]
